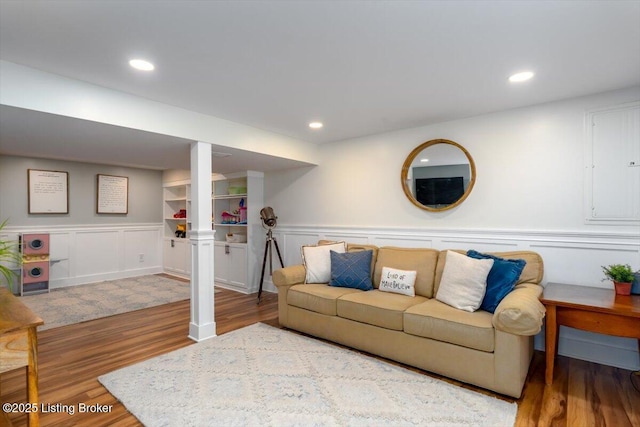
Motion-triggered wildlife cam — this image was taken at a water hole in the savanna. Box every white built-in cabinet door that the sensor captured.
[227,244,248,288]
[213,244,229,284]
[163,238,190,276]
[585,101,640,224]
[214,242,248,291]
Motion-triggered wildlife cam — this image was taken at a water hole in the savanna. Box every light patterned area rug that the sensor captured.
[20,275,190,330]
[99,323,517,427]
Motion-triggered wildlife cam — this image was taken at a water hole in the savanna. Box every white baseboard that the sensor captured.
[189,321,217,342]
[261,280,277,294]
[214,281,277,295]
[535,326,639,371]
[49,266,164,289]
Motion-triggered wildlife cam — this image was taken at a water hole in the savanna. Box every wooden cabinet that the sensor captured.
[0,287,43,427]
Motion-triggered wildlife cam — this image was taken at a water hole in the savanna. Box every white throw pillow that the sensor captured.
[379,266,417,297]
[436,250,494,312]
[302,242,346,283]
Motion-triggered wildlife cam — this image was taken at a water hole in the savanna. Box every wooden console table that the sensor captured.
[0,288,43,427]
[540,282,640,385]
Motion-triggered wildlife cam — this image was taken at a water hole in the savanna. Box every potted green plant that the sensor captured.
[0,219,21,294]
[602,264,635,295]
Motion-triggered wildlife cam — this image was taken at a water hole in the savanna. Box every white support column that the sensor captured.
[188,141,216,342]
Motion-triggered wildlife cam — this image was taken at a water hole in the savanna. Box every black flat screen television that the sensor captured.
[416,177,464,205]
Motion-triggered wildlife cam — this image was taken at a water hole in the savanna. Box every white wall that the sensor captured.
[265,87,640,371]
[267,87,640,233]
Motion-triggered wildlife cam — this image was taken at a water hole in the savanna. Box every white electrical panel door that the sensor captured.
[585,101,640,224]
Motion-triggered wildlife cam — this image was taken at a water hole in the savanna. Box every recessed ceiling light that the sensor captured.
[509,71,534,83]
[129,59,155,71]
[420,158,429,163]
[309,122,323,129]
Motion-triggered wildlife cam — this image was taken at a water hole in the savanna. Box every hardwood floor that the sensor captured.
[1,286,638,426]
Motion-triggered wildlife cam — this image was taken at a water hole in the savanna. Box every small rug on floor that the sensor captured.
[99,323,516,426]
[20,275,190,330]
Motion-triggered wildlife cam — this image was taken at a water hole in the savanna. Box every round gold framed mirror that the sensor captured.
[401,139,476,212]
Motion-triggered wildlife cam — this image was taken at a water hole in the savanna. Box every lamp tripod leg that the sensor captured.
[257,230,284,304]
[257,238,270,303]
[273,237,284,268]
[268,238,273,277]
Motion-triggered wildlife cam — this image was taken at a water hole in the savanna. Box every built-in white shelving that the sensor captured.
[162,180,191,276]
[162,171,264,294]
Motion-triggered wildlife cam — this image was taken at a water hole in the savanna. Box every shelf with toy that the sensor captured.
[213,194,247,200]
[217,197,247,225]
[170,208,187,219]
[174,223,188,238]
[162,171,263,291]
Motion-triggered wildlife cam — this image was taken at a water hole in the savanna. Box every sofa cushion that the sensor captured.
[434,250,544,295]
[302,242,346,283]
[433,249,463,295]
[337,290,427,330]
[347,243,379,277]
[288,284,361,316]
[435,250,494,312]
[404,299,495,352]
[373,247,439,298]
[330,250,374,290]
[378,266,417,297]
[467,250,527,313]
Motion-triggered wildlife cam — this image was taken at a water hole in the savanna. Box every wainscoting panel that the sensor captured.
[438,238,521,252]
[75,230,120,277]
[49,232,71,281]
[323,233,370,245]
[268,225,640,370]
[4,224,164,289]
[371,235,435,248]
[556,327,640,371]
[49,232,70,260]
[123,229,162,271]
[273,232,317,266]
[530,240,640,287]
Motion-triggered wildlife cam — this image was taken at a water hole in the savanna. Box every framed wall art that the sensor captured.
[96,174,129,214]
[28,169,69,214]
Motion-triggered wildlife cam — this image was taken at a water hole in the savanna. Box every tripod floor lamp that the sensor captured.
[258,207,284,303]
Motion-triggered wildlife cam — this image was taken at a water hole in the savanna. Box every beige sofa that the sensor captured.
[273,244,545,398]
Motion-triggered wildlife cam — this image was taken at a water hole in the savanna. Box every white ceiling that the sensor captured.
[0,105,311,172]
[0,1,639,170]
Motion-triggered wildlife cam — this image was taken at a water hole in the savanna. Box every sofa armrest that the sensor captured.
[492,282,545,336]
[273,265,306,288]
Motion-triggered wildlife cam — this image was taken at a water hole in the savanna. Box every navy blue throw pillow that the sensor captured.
[466,250,526,313]
[329,250,373,291]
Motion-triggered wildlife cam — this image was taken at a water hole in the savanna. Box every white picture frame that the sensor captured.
[28,169,69,214]
[96,174,129,214]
